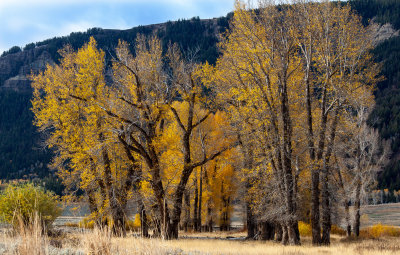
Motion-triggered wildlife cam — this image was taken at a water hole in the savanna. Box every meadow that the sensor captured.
[1,224,400,255]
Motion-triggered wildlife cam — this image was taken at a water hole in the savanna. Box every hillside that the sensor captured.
[0,0,399,191]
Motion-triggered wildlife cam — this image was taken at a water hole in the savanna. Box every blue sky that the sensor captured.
[0,0,234,54]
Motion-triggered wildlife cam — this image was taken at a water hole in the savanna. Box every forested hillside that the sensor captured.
[0,0,400,192]
[350,0,400,190]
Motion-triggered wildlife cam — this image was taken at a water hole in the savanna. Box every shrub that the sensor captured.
[298,221,312,237]
[298,221,346,237]
[360,223,400,238]
[331,224,346,236]
[0,183,62,230]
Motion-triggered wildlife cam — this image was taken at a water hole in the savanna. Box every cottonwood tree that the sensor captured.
[31,39,138,236]
[205,0,381,245]
[94,36,233,239]
[334,106,390,237]
[32,36,233,239]
[293,0,381,245]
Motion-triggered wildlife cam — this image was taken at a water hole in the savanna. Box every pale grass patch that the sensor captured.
[82,227,112,255]
[0,214,49,255]
[15,214,49,255]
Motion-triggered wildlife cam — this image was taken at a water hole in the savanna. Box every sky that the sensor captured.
[0,0,234,54]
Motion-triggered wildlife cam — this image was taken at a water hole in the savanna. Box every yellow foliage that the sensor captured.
[298,221,312,237]
[360,224,400,238]
[132,213,141,229]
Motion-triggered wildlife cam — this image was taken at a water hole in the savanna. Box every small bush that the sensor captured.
[298,221,346,237]
[298,221,312,237]
[331,224,346,236]
[0,183,62,230]
[360,223,400,238]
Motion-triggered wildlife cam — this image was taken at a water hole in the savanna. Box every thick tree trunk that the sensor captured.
[321,109,338,245]
[280,78,300,246]
[287,221,300,245]
[312,83,329,245]
[246,203,256,239]
[100,133,126,236]
[183,190,191,232]
[281,225,289,245]
[87,188,98,215]
[304,61,322,246]
[321,176,331,245]
[258,221,275,240]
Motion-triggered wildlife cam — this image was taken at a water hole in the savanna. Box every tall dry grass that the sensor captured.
[16,214,49,255]
[1,224,400,254]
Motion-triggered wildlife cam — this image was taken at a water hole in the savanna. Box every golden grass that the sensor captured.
[1,226,400,254]
[155,236,400,255]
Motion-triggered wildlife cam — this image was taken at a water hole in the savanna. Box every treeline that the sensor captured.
[0,91,51,179]
[31,1,388,247]
[350,0,400,29]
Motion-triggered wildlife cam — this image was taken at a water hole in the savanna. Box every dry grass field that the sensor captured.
[1,203,400,254]
[0,227,400,255]
[361,203,400,227]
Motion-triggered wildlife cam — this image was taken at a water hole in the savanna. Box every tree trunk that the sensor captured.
[100,134,126,236]
[337,160,351,237]
[258,221,275,240]
[246,202,256,239]
[311,169,321,244]
[345,200,351,237]
[275,223,283,242]
[280,79,300,246]
[321,106,338,245]
[198,167,203,232]
[281,225,288,245]
[194,174,199,231]
[354,179,362,237]
[183,190,191,232]
[287,221,300,245]
[321,175,331,245]
[138,198,149,237]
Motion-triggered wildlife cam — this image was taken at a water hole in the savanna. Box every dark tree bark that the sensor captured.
[354,178,362,237]
[281,225,289,245]
[194,174,199,231]
[258,221,275,240]
[198,167,203,232]
[321,108,339,245]
[275,223,283,242]
[138,198,149,237]
[183,190,191,232]
[246,203,256,239]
